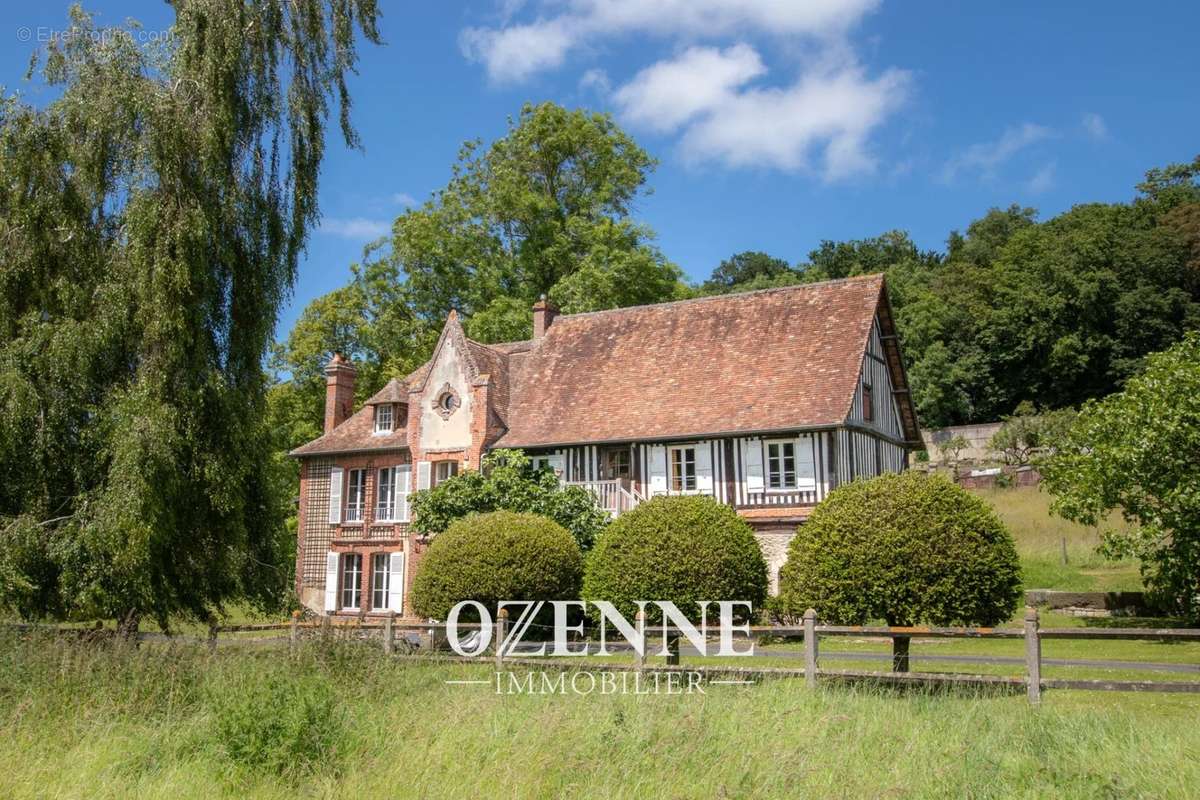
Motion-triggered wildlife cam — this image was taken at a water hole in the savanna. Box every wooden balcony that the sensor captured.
[735,489,820,509]
[564,479,643,516]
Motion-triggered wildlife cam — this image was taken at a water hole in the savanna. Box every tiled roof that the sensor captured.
[495,275,893,447]
[291,273,921,457]
[289,394,408,457]
[365,378,407,405]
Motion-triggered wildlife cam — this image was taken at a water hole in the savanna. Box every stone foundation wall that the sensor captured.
[753,529,795,595]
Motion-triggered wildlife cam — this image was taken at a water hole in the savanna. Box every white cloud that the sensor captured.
[941,123,1053,183]
[391,192,417,207]
[1027,162,1056,193]
[463,0,905,180]
[613,45,766,132]
[612,45,907,179]
[578,67,611,95]
[461,0,880,83]
[1081,112,1108,140]
[460,18,576,84]
[319,217,391,240]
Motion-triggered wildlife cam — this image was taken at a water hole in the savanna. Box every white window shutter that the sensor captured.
[416,460,431,491]
[743,439,764,493]
[796,435,817,491]
[695,443,714,494]
[397,465,412,521]
[648,445,667,495]
[327,467,344,524]
[324,552,339,612]
[388,552,405,613]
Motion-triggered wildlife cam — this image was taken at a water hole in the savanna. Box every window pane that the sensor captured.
[375,404,393,432]
[372,553,389,610]
[346,470,365,522]
[766,441,797,489]
[376,468,393,520]
[671,447,696,491]
[342,554,361,609]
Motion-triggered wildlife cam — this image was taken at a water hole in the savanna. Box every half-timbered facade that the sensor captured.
[290,274,922,613]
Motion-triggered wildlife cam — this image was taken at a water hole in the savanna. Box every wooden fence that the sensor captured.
[7,608,1199,705]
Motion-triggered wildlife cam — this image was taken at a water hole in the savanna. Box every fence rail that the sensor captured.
[6,608,1199,704]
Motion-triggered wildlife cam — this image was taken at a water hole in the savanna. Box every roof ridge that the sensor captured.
[554,273,884,323]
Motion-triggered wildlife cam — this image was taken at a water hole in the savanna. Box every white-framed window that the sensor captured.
[374,403,393,433]
[371,553,390,611]
[376,467,394,521]
[345,468,366,522]
[766,439,797,490]
[433,460,458,486]
[375,465,411,522]
[669,446,696,492]
[341,553,362,610]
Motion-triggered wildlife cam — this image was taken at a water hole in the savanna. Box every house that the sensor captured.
[289,273,922,615]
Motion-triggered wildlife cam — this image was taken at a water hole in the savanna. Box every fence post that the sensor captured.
[495,608,508,670]
[1060,537,1068,566]
[803,608,818,689]
[207,620,219,655]
[383,611,395,655]
[636,610,646,672]
[1024,606,1042,705]
[290,610,300,652]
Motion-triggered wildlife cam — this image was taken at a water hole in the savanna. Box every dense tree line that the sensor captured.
[273,102,1198,449]
[702,159,1200,428]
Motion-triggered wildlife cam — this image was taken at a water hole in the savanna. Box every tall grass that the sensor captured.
[970,486,1143,591]
[1,632,1197,799]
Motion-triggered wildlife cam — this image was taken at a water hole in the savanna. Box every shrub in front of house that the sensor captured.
[777,470,1021,670]
[582,495,768,624]
[410,449,608,550]
[409,510,583,620]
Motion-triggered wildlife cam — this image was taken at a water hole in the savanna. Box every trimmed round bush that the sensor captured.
[410,511,583,620]
[778,471,1022,628]
[582,495,768,623]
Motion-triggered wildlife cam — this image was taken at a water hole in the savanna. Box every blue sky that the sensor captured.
[5,2,1198,340]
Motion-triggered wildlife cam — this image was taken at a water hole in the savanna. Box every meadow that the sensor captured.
[2,631,1199,800]
[0,485,1190,798]
[970,484,1143,592]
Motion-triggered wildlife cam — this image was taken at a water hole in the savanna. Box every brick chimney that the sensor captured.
[324,353,356,433]
[532,295,558,339]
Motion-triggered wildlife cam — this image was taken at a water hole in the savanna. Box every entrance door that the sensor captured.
[599,446,632,482]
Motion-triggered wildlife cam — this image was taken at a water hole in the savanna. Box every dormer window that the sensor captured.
[374,403,394,434]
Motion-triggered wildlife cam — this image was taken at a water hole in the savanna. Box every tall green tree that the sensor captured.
[0,2,379,632]
[1042,332,1200,621]
[700,251,798,293]
[393,101,684,335]
[893,160,1200,428]
[271,101,687,440]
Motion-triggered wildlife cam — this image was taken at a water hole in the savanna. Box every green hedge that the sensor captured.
[778,471,1022,627]
[409,511,583,620]
[582,495,767,623]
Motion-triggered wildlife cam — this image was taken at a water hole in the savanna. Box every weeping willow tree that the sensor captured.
[0,2,380,633]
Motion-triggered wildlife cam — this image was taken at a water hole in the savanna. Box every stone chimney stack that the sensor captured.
[532,295,559,339]
[324,353,357,433]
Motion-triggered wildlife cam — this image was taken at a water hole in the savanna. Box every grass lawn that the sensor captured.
[968,485,1143,592]
[2,633,1199,800]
